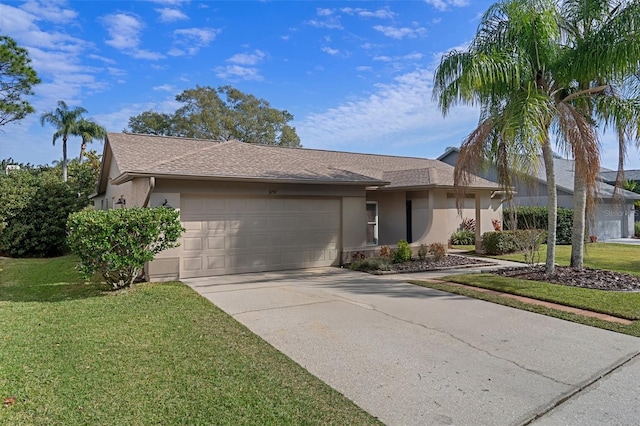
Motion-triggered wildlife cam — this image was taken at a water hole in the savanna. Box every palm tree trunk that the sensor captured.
[541,137,556,274]
[571,173,586,268]
[79,139,86,164]
[62,136,68,183]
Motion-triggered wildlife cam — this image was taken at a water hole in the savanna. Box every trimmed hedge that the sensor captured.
[503,206,573,245]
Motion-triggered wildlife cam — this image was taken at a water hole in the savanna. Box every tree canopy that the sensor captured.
[0,35,40,126]
[126,85,302,147]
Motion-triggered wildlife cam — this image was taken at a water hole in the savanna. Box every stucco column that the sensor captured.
[475,193,482,252]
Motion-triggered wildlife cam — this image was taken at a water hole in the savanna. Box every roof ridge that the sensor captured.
[137,138,229,172]
[252,143,381,181]
[277,145,439,162]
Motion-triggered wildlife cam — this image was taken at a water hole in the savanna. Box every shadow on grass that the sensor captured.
[0,256,110,303]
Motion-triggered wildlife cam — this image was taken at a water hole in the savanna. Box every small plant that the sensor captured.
[417,244,428,261]
[392,239,412,263]
[379,245,392,258]
[351,251,366,262]
[512,229,546,266]
[460,217,476,232]
[428,242,447,261]
[349,257,391,272]
[492,218,502,231]
[450,229,475,245]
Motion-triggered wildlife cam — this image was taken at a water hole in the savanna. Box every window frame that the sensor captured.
[366,201,378,246]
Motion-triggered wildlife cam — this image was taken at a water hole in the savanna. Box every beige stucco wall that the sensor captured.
[363,189,503,250]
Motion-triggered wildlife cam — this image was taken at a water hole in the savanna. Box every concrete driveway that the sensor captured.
[184,268,640,426]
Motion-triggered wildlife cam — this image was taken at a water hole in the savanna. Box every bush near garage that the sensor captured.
[67,207,185,290]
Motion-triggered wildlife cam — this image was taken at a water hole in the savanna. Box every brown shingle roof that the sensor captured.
[104,133,500,190]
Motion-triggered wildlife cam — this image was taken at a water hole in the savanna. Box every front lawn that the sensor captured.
[496,243,640,276]
[0,256,379,425]
[412,242,640,337]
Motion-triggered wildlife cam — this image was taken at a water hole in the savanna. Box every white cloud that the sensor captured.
[214,65,263,81]
[88,54,116,64]
[373,25,427,39]
[317,8,333,17]
[227,50,266,66]
[321,46,339,56]
[356,66,372,71]
[153,84,175,92]
[101,13,165,60]
[297,67,479,156]
[169,27,220,56]
[424,0,470,11]
[307,9,343,30]
[156,7,188,23]
[341,7,395,19]
[21,0,77,24]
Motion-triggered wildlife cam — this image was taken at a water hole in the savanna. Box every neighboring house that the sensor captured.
[94,133,502,280]
[600,169,640,187]
[439,147,640,240]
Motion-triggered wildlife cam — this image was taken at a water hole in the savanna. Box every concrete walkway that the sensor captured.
[184,267,640,426]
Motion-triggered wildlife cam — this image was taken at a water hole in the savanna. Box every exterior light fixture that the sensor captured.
[115,196,126,206]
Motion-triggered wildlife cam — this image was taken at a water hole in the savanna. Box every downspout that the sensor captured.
[142,177,156,207]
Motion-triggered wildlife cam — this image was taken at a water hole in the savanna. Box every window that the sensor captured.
[366,202,378,245]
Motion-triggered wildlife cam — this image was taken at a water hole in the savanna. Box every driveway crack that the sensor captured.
[363,302,574,386]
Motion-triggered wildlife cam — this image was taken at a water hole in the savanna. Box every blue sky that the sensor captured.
[1,0,638,170]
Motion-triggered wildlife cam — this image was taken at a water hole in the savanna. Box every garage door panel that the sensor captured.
[180,195,341,278]
[183,237,203,251]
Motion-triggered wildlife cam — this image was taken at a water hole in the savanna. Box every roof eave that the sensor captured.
[111,171,387,187]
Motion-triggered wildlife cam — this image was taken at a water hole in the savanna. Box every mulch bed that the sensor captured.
[376,255,493,274]
[493,265,640,291]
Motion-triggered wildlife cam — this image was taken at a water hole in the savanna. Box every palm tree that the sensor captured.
[434,0,564,273]
[75,118,106,164]
[434,0,639,272]
[557,0,640,267]
[40,101,87,182]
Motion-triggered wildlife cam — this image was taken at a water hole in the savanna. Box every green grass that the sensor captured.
[497,243,640,276]
[411,242,640,337]
[0,256,380,425]
[439,274,640,320]
[409,279,640,337]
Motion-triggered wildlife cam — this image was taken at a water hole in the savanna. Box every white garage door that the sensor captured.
[180,195,341,278]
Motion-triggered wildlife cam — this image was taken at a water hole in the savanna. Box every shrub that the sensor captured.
[67,207,185,290]
[635,222,640,238]
[0,170,87,257]
[0,158,99,258]
[349,257,391,272]
[351,251,366,262]
[511,229,546,266]
[482,230,547,256]
[450,229,475,245]
[503,206,572,245]
[392,239,412,263]
[428,242,447,261]
[379,245,392,258]
[460,217,476,231]
[417,244,428,261]
[482,231,517,255]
